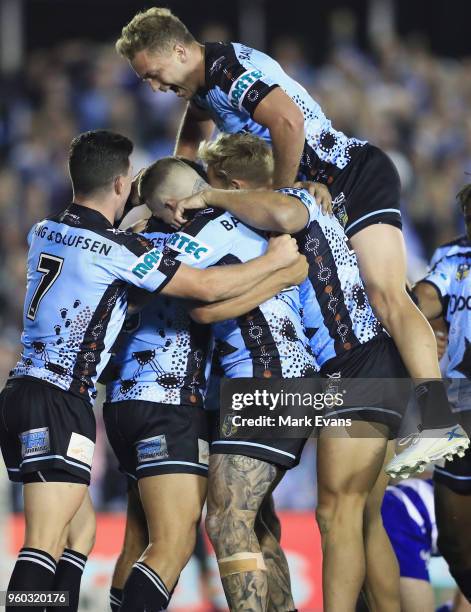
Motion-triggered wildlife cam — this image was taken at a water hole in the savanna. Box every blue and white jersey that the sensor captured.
[284,188,381,365]
[383,478,437,556]
[10,204,180,403]
[164,208,318,378]
[193,43,367,180]
[106,218,212,406]
[422,235,471,378]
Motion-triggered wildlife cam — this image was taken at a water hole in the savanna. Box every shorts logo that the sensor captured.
[332,192,348,228]
[229,69,263,109]
[67,432,95,467]
[136,435,169,463]
[198,438,209,465]
[166,232,212,261]
[20,427,50,458]
[131,248,162,279]
[221,415,238,438]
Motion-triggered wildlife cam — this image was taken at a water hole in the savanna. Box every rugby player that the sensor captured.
[135,156,313,611]
[380,477,471,612]
[168,133,413,611]
[0,130,299,611]
[114,8,466,475]
[412,184,471,604]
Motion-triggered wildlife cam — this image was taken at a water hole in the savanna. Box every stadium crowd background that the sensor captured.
[0,1,470,608]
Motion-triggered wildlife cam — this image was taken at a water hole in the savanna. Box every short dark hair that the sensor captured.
[457,183,471,211]
[68,130,133,196]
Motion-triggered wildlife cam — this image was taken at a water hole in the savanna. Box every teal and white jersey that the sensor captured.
[106,218,212,406]
[164,208,317,379]
[283,188,382,366]
[11,204,179,403]
[423,235,471,379]
[193,42,366,180]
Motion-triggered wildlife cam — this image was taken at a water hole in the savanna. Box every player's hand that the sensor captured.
[173,190,210,227]
[266,234,300,268]
[281,254,309,287]
[435,330,447,361]
[294,181,332,215]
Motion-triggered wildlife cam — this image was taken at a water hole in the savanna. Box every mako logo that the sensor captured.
[449,294,471,314]
[166,232,212,260]
[229,69,263,108]
[132,248,162,279]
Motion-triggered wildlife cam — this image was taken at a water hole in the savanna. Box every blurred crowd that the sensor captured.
[1,20,470,509]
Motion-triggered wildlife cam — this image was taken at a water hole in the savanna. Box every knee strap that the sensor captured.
[218,552,266,577]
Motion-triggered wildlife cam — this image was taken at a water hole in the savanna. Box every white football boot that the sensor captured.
[386,425,470,479]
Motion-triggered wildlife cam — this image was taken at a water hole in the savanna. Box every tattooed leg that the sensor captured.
[256,490,296,611]
[206,454,280,612]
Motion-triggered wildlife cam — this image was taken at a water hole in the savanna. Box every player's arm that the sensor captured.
[174,187,318,233]
[190,253,308,324]
[175,102,215,160]
[161,234,299,301]
[252,88,305,188]
[413,281,444,320]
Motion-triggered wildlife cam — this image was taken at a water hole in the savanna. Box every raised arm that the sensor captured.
[161,234,300,302]
[190,254,308,323]
[413,281,444,320]
[252,88,305,189]
[175,102,215,159]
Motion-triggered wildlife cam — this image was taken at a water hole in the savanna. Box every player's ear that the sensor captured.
[174,43,186,63]
[114,175,125,196]
[231,179,243,191]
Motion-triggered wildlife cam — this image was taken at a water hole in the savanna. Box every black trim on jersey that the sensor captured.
[216,254,283,378]
[145,216,173,234]
[429,249,471,273]
[69,279,124,400]
[204,42,246,94]
[296,222,358,355]
[46,204,155,257]
[177,208,226,239]
[242,83,278,117]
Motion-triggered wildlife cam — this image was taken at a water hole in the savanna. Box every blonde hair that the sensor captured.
[198,133,274,187]
[116,7,195,60]
[457,183,471,211]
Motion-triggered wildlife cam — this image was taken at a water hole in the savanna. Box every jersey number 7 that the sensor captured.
[27,253,64,320]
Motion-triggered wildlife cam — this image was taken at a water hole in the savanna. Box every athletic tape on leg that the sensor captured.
[218,552,267,577]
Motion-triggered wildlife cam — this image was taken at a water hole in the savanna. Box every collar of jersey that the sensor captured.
[67,203,114,229]
[195,42,219,98]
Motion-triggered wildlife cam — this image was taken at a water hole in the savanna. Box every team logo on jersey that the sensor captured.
[332,192,348,228]
[136,435,168,463]
[19,427,50,458]
[209,55,225,75]
[456,263,470,281]
[131,248,162,279]
[166,232,212,260]
[229,69,263,109]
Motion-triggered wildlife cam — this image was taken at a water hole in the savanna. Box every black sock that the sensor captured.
[7,547,56,612]
[450,567,471,603]
[109,586,123,611]
[120,562,169,611]
[416,380,455,429]
[47,548,87,612]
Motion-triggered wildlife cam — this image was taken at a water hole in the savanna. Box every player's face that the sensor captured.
[206,165,228,189]
[464,201,471,241]
[131,48,196,99]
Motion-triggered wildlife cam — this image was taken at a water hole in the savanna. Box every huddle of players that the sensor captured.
[1,6,471,612]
